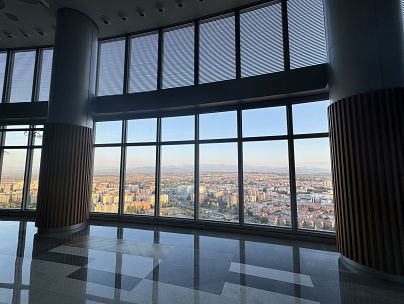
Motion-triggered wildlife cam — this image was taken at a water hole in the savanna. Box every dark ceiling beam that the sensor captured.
[93,64,328,119]
[0,102,48,124]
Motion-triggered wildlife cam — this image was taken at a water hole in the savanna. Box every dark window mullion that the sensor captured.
[194,21,200,85]
[237,109,244,224]
[194,114,199,220]
[118,120,127,215]
[155,118,162,218]
[281,0,291,71]
[3,51,13,103]
[123,37,131,94]
[22,127,34,210]
[157,29,164,90]
[287,104,298,230]
[31,49,41,102]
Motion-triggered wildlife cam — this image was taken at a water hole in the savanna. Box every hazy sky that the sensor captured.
[91,100,331,174]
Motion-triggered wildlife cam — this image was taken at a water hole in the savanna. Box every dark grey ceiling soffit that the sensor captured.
[0,0,262,49]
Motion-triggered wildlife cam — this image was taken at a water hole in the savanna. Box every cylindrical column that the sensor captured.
[325,0,404,279]
[36,8,98,233]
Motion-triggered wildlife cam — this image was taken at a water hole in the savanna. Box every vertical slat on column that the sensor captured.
[329,87,404,276]
[36,123,93,231]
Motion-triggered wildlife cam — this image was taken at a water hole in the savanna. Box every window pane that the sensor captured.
[27,149,41,209]
[288,0,327,69]
[129,33,158,93]
[294,138,334,232]
[161,116,194,141]
[9,51,36,102]
[127,118,157,143]
[163,25,194,89]
[243,106,287,137]
[95,121,122,144]
[199,15,236,84]
[92,147,121,213]
[199,143,238,222]
[4,131,28,146]
[199,111,237,140]
[0,149,27,209]
[160,145,194,218]
[124,146,156,216]
[240,3,283,77]
[0,53,6,102]
[33,130,43,146]
[38,49,53,101]
[243,141,291,227]
[293,100,330,134]
[97,39,125,96]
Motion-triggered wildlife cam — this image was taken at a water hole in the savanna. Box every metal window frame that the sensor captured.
[0,125,43,211]
[90,98,334,237]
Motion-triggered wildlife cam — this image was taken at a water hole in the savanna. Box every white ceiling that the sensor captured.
[0,0,261,49]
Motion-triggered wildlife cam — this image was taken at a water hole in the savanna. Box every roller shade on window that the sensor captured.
[199,15,236,84]
[129,33,158,93]
[38,49,53,101]
[240,2,284,77]
[288,0,327,69]
[97,39,125,96]
[0,53,6,102]
[163,24,195,89]
[9,50,36,103]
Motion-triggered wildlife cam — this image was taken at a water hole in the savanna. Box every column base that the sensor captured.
[341,256,404,284]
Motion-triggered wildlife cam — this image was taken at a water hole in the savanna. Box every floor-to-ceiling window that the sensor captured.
[92,99,334,233]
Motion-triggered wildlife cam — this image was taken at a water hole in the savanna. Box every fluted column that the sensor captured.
[36,8,98,233]
[324,0,404,278]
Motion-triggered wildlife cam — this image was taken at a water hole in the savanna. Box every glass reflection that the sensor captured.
[0,149,26,209]
[92,147,121,213]
[243,141,291,227]
[160,145,194,218]
[199,143,238,222]
[294,138,334,231]
[124,146,156,216]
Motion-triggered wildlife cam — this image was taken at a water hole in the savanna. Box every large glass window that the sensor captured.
[129,33,159,93]
[288,0,327,69]
[0,125,42,210]
[161,116,194,142]
[0,52,6,102]
[90,100,333,234]
[0,149,26,209]
[199,15,236,84]
[124,146,156,216]
[27,148,41,209]
[199,143,239,222]
[163,24,195,89]
[160,145,194,218]
[243,141,290,226]
[293,100,329,134]
[95,121,122,144]
[92,147,121,213]
[97,39,125,96]
[294,138,333,231]
[38,49,53,101]
[240,2,284,77]
[243,106,287,137]
[9,51,36,103]
[199,111,237,140]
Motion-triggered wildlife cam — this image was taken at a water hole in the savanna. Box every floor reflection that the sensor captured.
[0,219,402,303]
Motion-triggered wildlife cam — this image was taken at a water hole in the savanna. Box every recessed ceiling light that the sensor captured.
[4,32,15,39]
[118,13,128,22]
[101,16,110,25]
[5,13,19,22]
[36,28,46,36]
[19,29,31,37]
[18,0,39,3]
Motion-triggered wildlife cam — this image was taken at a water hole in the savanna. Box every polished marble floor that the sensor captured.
[0,219,403,304]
